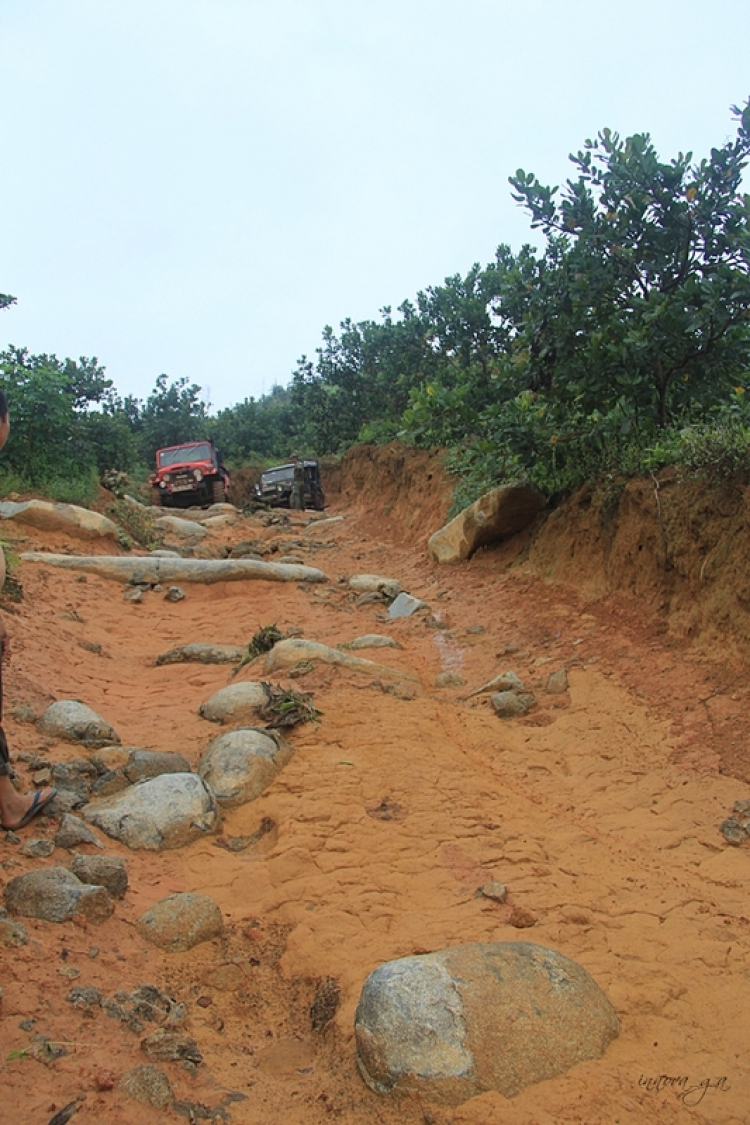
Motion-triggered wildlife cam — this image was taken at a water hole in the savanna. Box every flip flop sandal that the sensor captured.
[2,787,58,831]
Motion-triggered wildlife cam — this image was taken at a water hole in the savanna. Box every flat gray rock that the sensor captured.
[4,866,114,925]
[136,892,223,952]
[198,728,292,808]
[355,942,619,1104]
[21,553,328,585]
[428,483,546,564]
[82,772,220,851]
[198,682,270,724]
[387,592,427,620]
[155,642,247,666]
[341,634,401,651]
[38,700,120,746]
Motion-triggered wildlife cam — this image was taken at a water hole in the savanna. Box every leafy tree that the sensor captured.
[507,100,750,429]
[138,374,208,462]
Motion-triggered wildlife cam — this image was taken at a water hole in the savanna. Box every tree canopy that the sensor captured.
[2,101,749,502]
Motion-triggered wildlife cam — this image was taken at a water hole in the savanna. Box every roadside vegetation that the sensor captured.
[2,99,750,509]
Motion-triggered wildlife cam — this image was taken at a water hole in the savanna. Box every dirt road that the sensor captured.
[1,478,749,1125]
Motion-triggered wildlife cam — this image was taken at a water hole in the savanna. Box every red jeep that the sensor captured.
[149,440,231,508]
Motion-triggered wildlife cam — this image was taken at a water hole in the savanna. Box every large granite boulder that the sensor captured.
[197,728,292,807]
[355,942,619,1104]
[38,700,120,746]
[427,483,546,564]
[82,773,220,851]
[0,499,118,539]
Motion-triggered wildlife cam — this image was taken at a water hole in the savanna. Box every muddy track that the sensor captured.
[1,480,749,1125]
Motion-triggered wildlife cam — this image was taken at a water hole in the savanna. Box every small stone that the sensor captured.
[387,592,427,620]
[546,669,569,694]
[137,892,223,952]
[67,986,102,1009]
[434,672,466,688]
[119,1063,174,1110]
[732,799,750,817]
[70,855,128,899]
[140,1028,202,1065]
[0,916,29,946]
[509,906,537,928]
[466,625,486,635]
[57,965,80,979]
[720,817,746,846]
[479,881,507,903]
[491,691,537,718]
[164,586,185,602]
[54,814,104,850]
[124,588,143,603]
[12,704,37,724]
[19,838,55,859]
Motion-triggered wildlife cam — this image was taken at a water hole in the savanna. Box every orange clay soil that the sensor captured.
[1,455,750,1125]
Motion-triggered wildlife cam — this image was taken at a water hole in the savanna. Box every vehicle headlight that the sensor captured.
[194,470,203,482]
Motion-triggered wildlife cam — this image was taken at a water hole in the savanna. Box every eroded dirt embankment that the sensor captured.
[2,446,750,1125]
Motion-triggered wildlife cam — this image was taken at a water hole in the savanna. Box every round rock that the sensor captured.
[198,682,270,725]
[37,700,120,746]
[355,942,619,1104]
[137,892,223,952]
[198,728,293,808]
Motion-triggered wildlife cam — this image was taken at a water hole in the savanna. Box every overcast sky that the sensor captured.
[1,0,748,412]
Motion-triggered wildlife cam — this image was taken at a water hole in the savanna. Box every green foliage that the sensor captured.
[138,374,208,460]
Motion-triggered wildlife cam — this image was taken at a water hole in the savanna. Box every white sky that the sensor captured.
[1,0,748,411]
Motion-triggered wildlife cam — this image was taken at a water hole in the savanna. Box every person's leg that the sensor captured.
[0,721,55,831]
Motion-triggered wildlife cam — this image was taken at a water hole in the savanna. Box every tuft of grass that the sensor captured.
[259,683,322,729]
[233,624,286,674]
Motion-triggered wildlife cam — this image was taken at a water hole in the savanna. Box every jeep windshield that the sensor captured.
[261,466,294,485]
[157,443,214,467]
